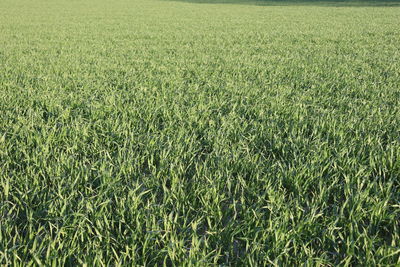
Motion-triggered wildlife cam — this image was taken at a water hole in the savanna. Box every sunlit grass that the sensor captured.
[0,0,399,265]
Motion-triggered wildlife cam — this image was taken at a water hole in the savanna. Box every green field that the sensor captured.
[1,0,400,265]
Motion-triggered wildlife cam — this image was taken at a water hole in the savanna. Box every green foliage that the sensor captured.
[0,0,399,265]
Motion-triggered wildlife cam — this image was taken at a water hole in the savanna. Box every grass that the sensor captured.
[0,0,399,265]
[169,0,400,6]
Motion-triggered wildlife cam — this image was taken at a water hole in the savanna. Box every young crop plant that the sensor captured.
[0,0,399,265]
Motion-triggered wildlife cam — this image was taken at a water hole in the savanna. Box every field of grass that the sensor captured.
[1,0,400,265]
